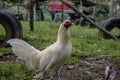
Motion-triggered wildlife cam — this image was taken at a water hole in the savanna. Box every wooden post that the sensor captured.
[61,2,64,22]
[60,0,117,40]
[29,0,34,31]
[17,0,20,14]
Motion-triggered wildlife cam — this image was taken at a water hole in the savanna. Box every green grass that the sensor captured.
[0,62,37,80]
[0,24,6,42]
[0,21,120,79]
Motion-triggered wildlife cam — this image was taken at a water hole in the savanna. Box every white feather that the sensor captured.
[7,39,41,69]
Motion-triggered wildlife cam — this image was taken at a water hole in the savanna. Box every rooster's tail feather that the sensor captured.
[7,39,41,69]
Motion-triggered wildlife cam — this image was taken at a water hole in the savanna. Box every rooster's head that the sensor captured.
[62,20,73,29]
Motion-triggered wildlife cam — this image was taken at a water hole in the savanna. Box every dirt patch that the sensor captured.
[80,56,120,80]
[0,54,17,63]
[59,56,120,80]
[0,54,120,80]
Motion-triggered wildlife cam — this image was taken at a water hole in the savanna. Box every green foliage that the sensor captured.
[0,48,12,56]
[0,21,120,79]
[3,0,24,3]
[0,62,36,80]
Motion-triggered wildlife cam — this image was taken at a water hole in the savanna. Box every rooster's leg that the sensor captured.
[33,72,44,80]
[50,71,55,80]
[57,69,61,80]
[50,68,61,80]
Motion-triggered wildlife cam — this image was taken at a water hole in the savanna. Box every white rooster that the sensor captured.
[7,20,73,80]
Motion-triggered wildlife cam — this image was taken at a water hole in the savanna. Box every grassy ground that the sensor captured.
[0,21,120,79]
[0,24,6,42]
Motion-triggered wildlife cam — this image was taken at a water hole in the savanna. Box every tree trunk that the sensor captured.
[0,0,2,10]
[29,0,34,31]
[23,0,29,20]
[93,0,97,20]
[109,0,117,18]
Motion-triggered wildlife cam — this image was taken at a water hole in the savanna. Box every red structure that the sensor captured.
[48,0,73,13]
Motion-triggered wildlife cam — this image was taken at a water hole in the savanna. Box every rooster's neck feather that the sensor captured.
[57,25,71,48]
